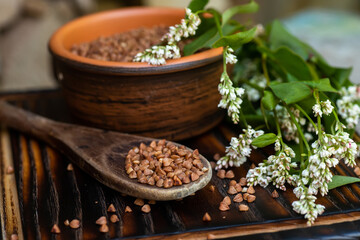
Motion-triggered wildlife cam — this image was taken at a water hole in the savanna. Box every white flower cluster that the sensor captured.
[292,186,325,226]
[292,128,357,225]
[254,24,265,37]
[312,100,334,118]
[162,8,201,44]
[243,74,267,102]
[216,126,264,170]
[276,106,306,143]
[218,72,245,123]
[224,47,238,65]
[133,45,180,65]
[337,86,360,129]
[133,8,200,65]
[247,142,297,190]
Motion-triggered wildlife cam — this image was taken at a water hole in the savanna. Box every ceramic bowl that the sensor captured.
[49,7,224,140]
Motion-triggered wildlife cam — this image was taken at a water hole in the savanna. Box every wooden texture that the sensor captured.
[0,100,212,201]
[2,90,360,239]
[49,7,224,141]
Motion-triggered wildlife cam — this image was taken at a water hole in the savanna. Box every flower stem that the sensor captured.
[240,78,264,91]
[313,90,323,140]
[239,110,248,128]
[294,104,318,131]
[273,110,282,138]
[286,106,311,153]
[261,54,270,85]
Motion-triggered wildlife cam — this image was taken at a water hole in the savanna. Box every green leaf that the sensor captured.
[328,175,360,190]
[222,0,259,26]
[268,20,353,90]
[303,78,337,92]
[332,67,352,89]
[187,0,209,12]
[269,20,309,60]
[184,27,217,56]
[261,90,278,110]
[252,133,278,148]
[212,27,257,49]
[272,47,312,80]
[270,82,312,104]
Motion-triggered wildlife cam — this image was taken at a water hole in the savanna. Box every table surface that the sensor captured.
[1,90,360,240]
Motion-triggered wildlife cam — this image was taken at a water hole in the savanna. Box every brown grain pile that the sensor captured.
[71,25,191,62]
[125,140,208,188]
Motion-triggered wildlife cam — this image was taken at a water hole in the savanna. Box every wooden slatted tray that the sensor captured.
[1,90,360,240]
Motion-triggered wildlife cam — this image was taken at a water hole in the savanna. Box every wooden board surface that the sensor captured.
[1,90,360,240]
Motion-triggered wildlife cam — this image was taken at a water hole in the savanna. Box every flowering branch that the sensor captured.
[133,8,201,65]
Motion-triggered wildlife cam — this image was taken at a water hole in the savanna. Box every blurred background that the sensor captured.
[1,0,360,92]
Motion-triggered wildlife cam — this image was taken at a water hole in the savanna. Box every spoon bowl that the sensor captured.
[0,100,212,200]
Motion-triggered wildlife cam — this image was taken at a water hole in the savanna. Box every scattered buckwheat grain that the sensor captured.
[110,214,120,223]
[271,190,279,198]
[107,204,116,212]
[247,194,256,203]
[202,212,212,222]
[69,219,80,229]
[225,170,235,179]
[51,224,61,233]
[217,169,226,179]
[99,224,109,233]
[95,216,107,225]
[247,186,255,194]
[6,166,14,174]
[67,163,73,171]
[134,198,144,206]
[141,204,151,213]
[227,186,237,195]
[239,204,249,212]
[125,206,132,213]
[354,166,360,176]
[233,193,243,203]
[222,196,231,206]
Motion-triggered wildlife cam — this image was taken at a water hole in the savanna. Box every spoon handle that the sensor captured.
[0,100,57,142]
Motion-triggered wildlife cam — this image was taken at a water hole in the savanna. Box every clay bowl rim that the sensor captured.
[49,6,223,75]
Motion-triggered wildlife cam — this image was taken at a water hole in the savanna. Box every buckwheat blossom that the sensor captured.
[243,74,267,102]
[276,106,306,143]
[133,8,200,65]
[320,100,334,116]
[290,125,358,225]
[292,186,325,226]
[218,72,245,123]
[224,47,238,65]
[162,8,201,44]
[302,128,357,197]
[313,100,334,118]
[254,24,265,37]
[337,86,360,129]
[312,103,322,117]
[247,142,297,190]
[133,44,180,65]
[216,126,264,170]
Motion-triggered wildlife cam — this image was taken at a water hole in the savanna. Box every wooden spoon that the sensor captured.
[0,100,212,200]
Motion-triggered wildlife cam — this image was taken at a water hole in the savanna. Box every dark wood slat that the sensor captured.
[163,203,186,232]
[143,213,155,235]
[41,145,60,240]
[106,192,125,238]
[0,127,24,239]
[65,165,83,239]
[26,138,41,240]
[75,172,109,239]
[45,148,83,239]
[10,131,26,239]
